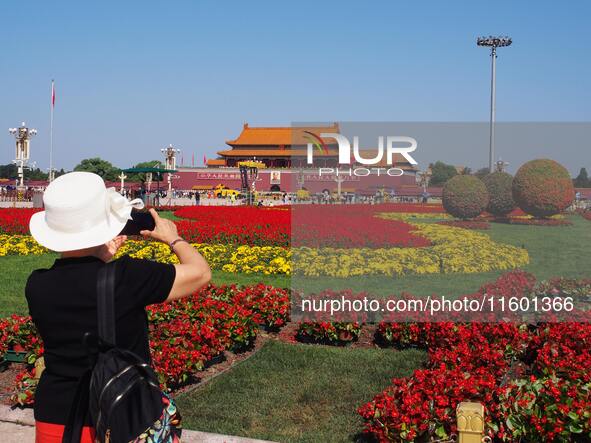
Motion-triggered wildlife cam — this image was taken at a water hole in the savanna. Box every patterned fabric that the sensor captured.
[130,393,182,443]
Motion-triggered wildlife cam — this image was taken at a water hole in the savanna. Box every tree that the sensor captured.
[429,161,458,187]
[73,158,119,181]
[27,167,50,180]
[574,167,590,188]
[473,167,490,180]
[0,163,17,180]
[0,163,49,181]
[126,160,163,183]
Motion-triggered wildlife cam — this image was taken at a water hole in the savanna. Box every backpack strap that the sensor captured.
[97,261,117,346]
[62,261,117,443]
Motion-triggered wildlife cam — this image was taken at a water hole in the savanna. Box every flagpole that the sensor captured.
[49,79,54,182]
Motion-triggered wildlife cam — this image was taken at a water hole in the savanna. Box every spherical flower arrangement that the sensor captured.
[442,175,489,220]
[482,171,516,217]
[512,159,574,218]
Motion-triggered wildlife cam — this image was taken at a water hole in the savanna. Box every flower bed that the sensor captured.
[174,206,290,246]
[0,235,48,256]
[0,209,41,235]
[294,221,529,277]
[3,283,290,403]
[115,240,291,275]
[296,321,362,345]
[175,205,433,248]
[360,272,591,442]
[291,205,431,248]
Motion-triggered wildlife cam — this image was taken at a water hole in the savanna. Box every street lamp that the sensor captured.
[8,122,37,189]
[161,144,180,198]
[495,158,509,173]
[477,35,512,172]
[417,169,432,193]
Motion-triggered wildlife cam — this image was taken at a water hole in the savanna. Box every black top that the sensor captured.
[25,255,176,425]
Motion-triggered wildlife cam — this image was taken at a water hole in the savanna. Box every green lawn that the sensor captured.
[0,254,288,317]
[176,340,426,443]
[157,210,183,221]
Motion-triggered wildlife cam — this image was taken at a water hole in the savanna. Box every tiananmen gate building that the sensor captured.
[170,123,420,194]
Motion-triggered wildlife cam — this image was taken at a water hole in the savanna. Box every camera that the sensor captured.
[119,210,156,236]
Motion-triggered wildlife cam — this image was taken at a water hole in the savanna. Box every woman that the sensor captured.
[26,172,211,443]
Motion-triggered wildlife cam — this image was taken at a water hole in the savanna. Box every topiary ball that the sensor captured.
[483,172,516,217]
[512,159,575,218]
[443,175,489,220]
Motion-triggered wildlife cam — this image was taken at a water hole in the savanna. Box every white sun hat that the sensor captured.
[29,171,144,252]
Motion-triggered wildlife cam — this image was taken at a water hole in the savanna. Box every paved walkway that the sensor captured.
[0,405,276,443]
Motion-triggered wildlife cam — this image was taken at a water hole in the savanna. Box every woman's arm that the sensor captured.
[140,208,211,302]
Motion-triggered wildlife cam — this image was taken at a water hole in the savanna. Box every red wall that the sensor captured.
[170,168,417,193]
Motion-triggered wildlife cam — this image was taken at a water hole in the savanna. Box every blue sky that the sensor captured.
[1,0,590,172]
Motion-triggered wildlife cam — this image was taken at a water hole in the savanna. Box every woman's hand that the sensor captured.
[140,208,179,244]
[95,235,127,262]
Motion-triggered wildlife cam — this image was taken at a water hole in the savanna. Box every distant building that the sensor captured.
[172,122,420,193]
[209,123,340,168]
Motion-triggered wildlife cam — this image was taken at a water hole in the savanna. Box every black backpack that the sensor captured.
[62,261,164,443]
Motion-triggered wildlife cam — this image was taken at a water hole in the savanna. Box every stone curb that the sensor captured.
[0,405,277,443]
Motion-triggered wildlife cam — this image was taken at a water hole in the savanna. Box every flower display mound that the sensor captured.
[291,205,431,248]
[360,272,591,443]
[483,171,516,217]
[443,175,489,219]
[4,283,290,405]
[0,204,442,249]
[174,206,290,246]
[295,218,529,277]
[512,159,575,218]
[175,205,433,248]
[0,213,528,278]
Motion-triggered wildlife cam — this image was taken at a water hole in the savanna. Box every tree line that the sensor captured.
[1,157,588,188]
[428,161,589,188]
[0,157,162,183]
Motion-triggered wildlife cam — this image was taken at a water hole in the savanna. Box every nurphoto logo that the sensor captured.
[304,132,419,176]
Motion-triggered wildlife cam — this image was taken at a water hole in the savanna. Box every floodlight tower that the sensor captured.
[8,122,37,189]
[477,36,512,172]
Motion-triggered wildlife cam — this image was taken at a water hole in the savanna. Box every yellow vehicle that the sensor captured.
[296,189,310,200]
[213,184,241,199]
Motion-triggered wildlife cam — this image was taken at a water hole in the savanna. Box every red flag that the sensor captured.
[203,155,207,165]
[51,80,56,107]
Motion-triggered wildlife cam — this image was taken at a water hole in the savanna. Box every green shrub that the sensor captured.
[442,175,489,219]
[512,159,574,218]
[483,172,516,217]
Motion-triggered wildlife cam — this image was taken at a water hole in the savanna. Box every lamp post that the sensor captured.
[417,169,432,194]
[161,144,180,198]
[297,169,305,190]
[118,172,127,194]
[8,122,37,190]
[477,35,512,172]
[495,158,509,173]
